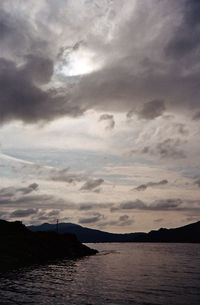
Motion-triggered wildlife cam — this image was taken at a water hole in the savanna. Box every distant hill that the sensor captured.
[137,220,200,243]
[28,222,146,242]
[28,221,200,243]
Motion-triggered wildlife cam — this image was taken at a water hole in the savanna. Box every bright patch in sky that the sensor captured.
[61,49,101,76]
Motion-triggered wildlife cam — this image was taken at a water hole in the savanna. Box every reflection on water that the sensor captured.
[0,243,200,305]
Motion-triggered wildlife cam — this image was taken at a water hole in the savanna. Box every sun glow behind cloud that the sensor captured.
[60,49,102,76]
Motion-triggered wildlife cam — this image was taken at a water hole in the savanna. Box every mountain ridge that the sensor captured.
[28,222,145,242]
[28,220,200,243]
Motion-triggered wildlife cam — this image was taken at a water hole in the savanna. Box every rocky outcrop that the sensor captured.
[0,220,98,272]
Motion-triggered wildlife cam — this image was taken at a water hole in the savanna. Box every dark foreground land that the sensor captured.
[0,220,97,272]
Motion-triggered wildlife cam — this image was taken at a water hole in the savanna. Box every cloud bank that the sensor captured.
[0,0,199,124]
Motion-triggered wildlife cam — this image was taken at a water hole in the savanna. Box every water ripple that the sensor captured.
[0,243,200,305]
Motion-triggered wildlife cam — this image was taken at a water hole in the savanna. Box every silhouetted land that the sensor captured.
[29,220,200,243]
[29,222,145,242]
[135,220,200,243]
[0,220,97,272]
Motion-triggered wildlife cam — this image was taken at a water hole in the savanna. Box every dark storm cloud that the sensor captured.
[0,4,83,124]
[22,55,54,85]
[0,57,84,124]
[133,179,168,191]
[80,178,104,191]
[0,0,199,123]
[165,0,200,58]
[99,114,115,130]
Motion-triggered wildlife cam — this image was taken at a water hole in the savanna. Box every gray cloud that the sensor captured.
[156,139,186,159]
[49,167,85,184]
[134,179,168,191]
[118,215,133,226]
[98,214,134,228]
[154,218,164,223]
[18,183,39,195]
[0,183,75,210]
[135,138,186,160]
[99,113,115,130]
[72,0,200,118]
[17,208,62,225]
[117,198,183,211]
[10,208,38,218]
[79,204,94,211]
[0,183,39,203]
[153,199,183,210]
[79,202,112,211]
[34,209,61,223]
[0,207,61,224]
[136,100,165,120]
[193,111,200,120]
[79,212,103,224]
[80,178,104,192]
[120,200,146,210]
[20,163,100,188]
[119,215,129,222]
[173,123,189,136]
[194,178,200,188]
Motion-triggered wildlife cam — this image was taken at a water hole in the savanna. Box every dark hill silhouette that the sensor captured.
[0,219,97,272]
[28,220,200,243]
[28,222,146,242]
[136,220,200,243]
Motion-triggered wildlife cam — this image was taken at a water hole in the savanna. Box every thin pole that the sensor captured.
[56,219,59,233]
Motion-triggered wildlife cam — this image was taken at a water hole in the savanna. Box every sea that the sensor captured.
[0,243,199,305]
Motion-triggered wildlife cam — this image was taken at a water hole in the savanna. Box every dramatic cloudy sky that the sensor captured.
[0,0,200,232]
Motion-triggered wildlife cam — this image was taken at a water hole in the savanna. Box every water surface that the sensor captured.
[0,243,199,305]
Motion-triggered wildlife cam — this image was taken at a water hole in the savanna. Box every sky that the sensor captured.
[0,0,200,233]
